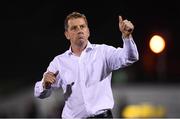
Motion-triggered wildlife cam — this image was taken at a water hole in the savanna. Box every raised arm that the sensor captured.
[104,16,139,71]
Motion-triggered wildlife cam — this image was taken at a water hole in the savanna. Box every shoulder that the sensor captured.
[92,43,116,51]
[92,43,111,49]
[51,50,69,62]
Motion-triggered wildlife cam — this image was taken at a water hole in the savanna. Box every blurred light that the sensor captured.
[122,102,166,118]
[149,35,166,54]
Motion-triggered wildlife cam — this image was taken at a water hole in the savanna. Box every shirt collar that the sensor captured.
[67,41,93,56]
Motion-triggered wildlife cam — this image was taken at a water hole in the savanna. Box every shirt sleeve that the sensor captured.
[105,35,139,71]
[34,57,62,98]
[34,80,52,99]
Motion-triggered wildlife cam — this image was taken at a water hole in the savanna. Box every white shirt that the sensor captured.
[34,36,139,118]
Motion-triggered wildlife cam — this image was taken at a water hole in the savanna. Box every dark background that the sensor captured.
[1,0,180,95]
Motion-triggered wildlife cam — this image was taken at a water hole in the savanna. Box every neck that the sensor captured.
[71,42,87,56]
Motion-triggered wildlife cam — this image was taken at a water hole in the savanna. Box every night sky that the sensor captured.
[1,0,180,95]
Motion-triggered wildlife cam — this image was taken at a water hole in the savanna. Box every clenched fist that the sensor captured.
[43,71,59,89]
[119,16,134,38]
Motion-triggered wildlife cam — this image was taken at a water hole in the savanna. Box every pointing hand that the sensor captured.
[119,16,134,38]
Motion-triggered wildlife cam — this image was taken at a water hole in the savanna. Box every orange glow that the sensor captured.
[149,35,166,54]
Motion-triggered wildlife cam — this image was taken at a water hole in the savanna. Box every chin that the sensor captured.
[77,39,87,47]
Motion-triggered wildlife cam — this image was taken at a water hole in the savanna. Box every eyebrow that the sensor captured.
[70,23,87,29]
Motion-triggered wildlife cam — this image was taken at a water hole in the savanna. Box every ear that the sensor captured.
[64,31,70,40]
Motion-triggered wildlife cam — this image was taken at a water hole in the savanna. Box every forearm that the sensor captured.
[122,35,139,63]
[34,81,52,99]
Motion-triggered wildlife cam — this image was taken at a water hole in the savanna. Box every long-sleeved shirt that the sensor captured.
[34,36,139,118]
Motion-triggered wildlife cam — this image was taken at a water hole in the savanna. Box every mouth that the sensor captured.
[78,35,85,40]
[78,37,85,41]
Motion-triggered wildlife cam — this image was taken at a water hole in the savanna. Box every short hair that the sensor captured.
[64,12,88,31]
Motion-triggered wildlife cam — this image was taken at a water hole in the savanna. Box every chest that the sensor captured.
[59,50,106,84]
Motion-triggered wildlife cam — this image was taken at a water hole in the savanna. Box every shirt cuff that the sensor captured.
[122,34,133,41]
[122,35,136,46]
[38,80,45,93]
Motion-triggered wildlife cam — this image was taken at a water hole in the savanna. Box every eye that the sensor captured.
[80,25,86,29]
[71,26,77,31]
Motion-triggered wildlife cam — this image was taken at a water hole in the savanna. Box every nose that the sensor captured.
[76,26,82,32]
[78,31,83,35]
[76,27,84,34]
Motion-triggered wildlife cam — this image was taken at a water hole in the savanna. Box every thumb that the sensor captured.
[119,16,123,23]
[71,82,74,86]
[54,70,59,77]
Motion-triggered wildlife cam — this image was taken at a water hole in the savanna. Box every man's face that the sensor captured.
[65,18,90,47]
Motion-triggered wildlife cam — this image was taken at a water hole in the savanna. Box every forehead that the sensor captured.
[67,18,86,26]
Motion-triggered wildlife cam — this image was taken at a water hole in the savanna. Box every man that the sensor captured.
[34,11,139,118]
